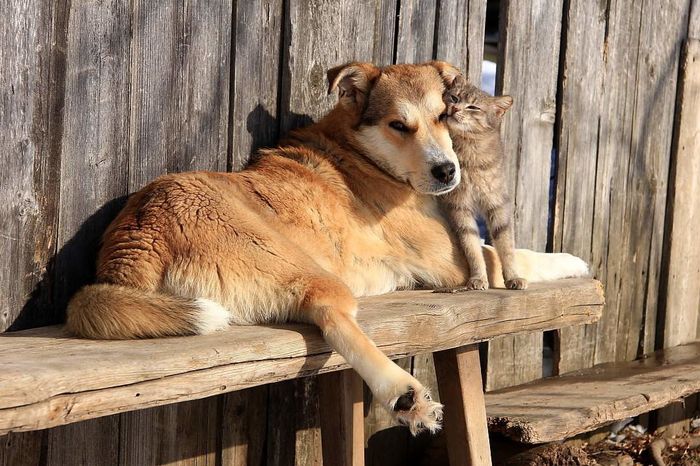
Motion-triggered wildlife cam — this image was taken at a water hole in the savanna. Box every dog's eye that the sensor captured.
[438,112,449,122]
[449,94,459,104]
[389,121,409,133]
[466,105,480,111]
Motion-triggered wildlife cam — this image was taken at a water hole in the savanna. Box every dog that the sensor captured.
[66,61,588,434]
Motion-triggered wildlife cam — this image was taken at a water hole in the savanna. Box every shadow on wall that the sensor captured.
[9,196,129,331]
[9,105,317,332]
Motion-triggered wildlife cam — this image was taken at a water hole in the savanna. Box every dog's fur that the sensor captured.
[66,62,588,434]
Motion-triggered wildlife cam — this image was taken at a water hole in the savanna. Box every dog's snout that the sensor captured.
[431,162,456,184]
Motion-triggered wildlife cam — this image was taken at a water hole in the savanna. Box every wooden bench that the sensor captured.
[0,279,603,466]
[486,341,700,444]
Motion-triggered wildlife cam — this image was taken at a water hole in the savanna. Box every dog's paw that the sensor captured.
[505,277,528,290]
[391,386,443,435]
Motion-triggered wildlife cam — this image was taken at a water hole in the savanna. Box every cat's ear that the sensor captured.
[493,95,513,116]
[327,62,381,109]
[427,60,462,86]
[452,74,467,89]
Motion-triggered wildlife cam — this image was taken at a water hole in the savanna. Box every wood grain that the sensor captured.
[394,0,437,63]
[0,279,602,435]
[319,370,365,466]
[0,0,65,332]
[220,386,268,466]
[486,0,565,391]
[486,341,700,444]
[434,0,486,83]
[435,345,492,466]
[229,0,284,170]
[552,0,608,374]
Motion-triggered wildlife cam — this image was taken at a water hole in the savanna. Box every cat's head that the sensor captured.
[443,75,513,135]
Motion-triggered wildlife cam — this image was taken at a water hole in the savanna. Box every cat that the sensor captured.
[437,75,527,291]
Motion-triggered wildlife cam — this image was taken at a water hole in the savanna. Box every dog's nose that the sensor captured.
[431,162,456,184]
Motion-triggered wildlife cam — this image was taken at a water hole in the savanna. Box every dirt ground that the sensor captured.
[502,423,700,466]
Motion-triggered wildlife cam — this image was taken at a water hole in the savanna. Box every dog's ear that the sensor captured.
[327,62,381,108]
[493,95,513,116]
[427,61,462,87]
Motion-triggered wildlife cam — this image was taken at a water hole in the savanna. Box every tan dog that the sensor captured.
[66,61,588,434]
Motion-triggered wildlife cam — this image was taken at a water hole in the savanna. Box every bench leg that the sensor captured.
[434,345,492,466]
[319,369,365,466]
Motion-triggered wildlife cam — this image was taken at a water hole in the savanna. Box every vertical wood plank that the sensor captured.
[485,0,565,390]
[0,432,44,466]
[127,0,232,190]
[659,38,700,350]
[655,37,700,437]
[267,378,323,466]
[46,418,120,466]
[274,2,380,463]
[319,370,365,466]
[552,0,607,374]
[434,0,487,83]
[120,399,219,466]
[220,387,269,466]
[47,0,133,462]
[394,0,437,63]
[229,0,284,171]
[434,345,492,466]
[372,0,399,66]
[0,0,66,331]
[120,1,234,464]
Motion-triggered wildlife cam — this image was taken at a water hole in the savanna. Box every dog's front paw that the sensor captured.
[391,386,443,435]
[505,277,528,290]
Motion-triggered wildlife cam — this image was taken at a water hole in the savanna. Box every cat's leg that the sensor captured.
[436,211,489,292]
[485,202,527,290]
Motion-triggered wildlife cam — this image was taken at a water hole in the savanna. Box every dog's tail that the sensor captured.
[482,245,590,287]
[66,283,230,339]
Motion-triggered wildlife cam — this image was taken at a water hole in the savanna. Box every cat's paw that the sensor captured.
[505,277,528,290]
[465,277,488,290]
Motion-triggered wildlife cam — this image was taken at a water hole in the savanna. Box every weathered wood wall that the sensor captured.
[0,0,697,464]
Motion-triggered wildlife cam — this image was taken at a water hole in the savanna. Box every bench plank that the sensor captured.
[486,341,700,443]
[0,278,602,435]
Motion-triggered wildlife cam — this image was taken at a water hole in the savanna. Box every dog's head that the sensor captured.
[327,61,462,195]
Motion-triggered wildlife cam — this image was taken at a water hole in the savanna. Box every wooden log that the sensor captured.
[435,345,492,466]
[319,370,365,466]
[0,279,603,435]
[486,0,565,391]
[486,342,700,444]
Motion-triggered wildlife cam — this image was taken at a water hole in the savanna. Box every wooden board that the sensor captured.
[0,0,65,332]
[551,0,608,374]
[486,341,700,444]
[659,39,700,350]
[553,0,692,373]
[0,279,602,435]
[229,0,284,170]
[434,0,486,83]
[486,0,565,391]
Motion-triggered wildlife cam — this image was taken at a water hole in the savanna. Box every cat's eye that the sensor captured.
[389,121,409,132]
[449,94,459,104]
[466,104,480,111]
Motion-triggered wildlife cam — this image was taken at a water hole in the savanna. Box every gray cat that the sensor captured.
[437,76,527,291]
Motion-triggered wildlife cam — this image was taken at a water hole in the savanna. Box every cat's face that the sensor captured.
[443,76,513,135]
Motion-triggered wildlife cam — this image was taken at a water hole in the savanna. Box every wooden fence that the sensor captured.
[1,0,698,464]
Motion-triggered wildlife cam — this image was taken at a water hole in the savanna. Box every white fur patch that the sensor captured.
[193,298,231,334]
[525,251,590,282]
